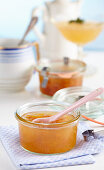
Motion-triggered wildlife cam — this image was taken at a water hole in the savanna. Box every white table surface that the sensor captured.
[0,51,104,170]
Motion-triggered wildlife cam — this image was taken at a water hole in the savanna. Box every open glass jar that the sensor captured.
[35,57,86,96]
[15,100,80,154]
[53,87,104,120]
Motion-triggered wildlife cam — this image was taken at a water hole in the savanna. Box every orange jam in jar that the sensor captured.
[15,101,80,154]
[39,73,83,96]
[35,58,86,96]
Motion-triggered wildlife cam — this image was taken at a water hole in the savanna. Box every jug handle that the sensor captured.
[31,41,40,62]
[32,6,45,41]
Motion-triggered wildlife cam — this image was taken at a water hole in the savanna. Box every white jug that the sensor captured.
[32,0,83,60]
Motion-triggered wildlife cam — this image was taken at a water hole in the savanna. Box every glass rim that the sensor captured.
[35,59,86,76]
[52,18,104,25]
[53,86,104,113]
[15,100,80,127]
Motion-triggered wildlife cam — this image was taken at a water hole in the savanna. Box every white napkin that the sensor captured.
[0,122,104,169]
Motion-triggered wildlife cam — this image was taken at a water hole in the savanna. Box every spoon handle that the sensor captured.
[18,16,38,46]
[50,87,104,122]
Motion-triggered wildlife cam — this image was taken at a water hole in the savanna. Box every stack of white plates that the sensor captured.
[0,39,36,92]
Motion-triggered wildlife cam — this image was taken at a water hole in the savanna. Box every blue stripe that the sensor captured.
[0,48,35,56]
[0,51,33,55]
[0,45,33,51]
[0,52,34,57]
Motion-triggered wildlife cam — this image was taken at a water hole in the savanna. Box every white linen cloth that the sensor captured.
[0,122,104,169]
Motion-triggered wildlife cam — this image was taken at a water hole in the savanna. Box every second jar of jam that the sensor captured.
[35,57,86,96]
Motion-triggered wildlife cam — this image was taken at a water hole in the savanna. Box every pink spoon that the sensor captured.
[32,87,104,124]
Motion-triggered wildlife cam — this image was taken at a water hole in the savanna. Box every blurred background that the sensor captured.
[0,0,104,51]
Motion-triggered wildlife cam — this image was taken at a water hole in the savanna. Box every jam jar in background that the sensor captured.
[35,57,86,96]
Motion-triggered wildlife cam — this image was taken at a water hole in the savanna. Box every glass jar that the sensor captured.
[35,57,86,96]
[53,86,104,120]
[15,100,80,154]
